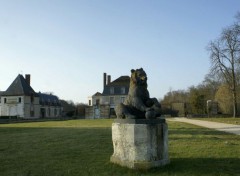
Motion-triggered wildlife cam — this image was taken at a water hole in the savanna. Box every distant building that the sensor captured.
[38,92,62,118]
[0,74,62,119]
[86,73,130,118]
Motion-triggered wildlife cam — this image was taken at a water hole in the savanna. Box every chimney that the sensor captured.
[107,75,111,85]
[103,73,107,88]
[25,74,31,85]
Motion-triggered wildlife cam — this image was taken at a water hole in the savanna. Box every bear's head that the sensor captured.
[130,68,148,87]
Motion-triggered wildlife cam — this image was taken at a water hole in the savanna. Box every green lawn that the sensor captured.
[0,119,240,176]
[193,118,240,125]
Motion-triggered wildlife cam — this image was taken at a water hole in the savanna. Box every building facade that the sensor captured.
[86,73,130,119]
[38,92,62,118]
[0,74,62,119]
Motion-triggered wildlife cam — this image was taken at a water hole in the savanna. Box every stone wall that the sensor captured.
[100,104,110,118]
[85,106,94,119]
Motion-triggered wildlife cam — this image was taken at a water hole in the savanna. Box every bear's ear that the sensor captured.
[131,69,135,73]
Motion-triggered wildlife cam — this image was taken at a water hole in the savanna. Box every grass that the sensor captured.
[193,117,240,125]
[0,119,240,176]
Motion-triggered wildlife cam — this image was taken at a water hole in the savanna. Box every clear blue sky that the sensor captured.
[0,0,240,103]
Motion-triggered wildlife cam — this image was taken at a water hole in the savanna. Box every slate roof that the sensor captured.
[2,74,37,96]
[38,92,61,106]
[107,76,130,86]
[0,91,4,97]
[102,76,130,95]
[93,92,102,96]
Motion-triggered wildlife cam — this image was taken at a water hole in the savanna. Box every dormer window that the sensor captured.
[110,87,114,94]
[121,87,126,94]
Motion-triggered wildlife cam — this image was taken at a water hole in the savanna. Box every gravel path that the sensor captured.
[168,117,240,135]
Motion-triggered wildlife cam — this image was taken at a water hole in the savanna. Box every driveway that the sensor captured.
[168,117,240,136]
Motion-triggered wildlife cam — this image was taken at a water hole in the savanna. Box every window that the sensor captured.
[89,100,92,106]
[110,97,114,105]
[31,94,34,103]
[110,87,114,94]
[109,108,116,116]
[48,108,51,117]
[54,108,57,116]
[121,87,126,94]
[120,97,125,103]
[4,98,6,104]
[30,110,34,117]
[19,97,21,103]
[96,99,100,105]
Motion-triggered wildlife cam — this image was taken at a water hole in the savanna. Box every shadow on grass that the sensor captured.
[0,118,79,124]
[169,126,237,138]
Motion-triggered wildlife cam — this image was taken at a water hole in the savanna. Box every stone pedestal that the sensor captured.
[110,119,170,169]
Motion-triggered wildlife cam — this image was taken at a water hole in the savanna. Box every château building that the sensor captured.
[0,74,62,119]
[86,73,130,118]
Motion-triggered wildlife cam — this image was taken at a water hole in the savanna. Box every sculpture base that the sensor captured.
[110,119,170,169]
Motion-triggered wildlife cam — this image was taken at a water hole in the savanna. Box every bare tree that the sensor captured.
[207,19,240,117]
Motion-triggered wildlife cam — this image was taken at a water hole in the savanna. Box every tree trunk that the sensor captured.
[232,90,238,118]
[232,62,237,118]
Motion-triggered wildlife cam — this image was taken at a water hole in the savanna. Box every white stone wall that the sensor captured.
[0,96,25,117]
[0,96,42,119]
[23,96,40,119]
[101,95,127,106]
[87,95,127,118]
[91,95,104,105]
[40,106,62,118]
[0,95,61,119]
[101,96,109,105]
[88,96,92,106]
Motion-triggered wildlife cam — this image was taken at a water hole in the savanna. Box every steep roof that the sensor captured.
[2,74,37,96]
[102,76,130,95]
[106,76,130,86]
[38,92,61,106]
[92,92,102,96]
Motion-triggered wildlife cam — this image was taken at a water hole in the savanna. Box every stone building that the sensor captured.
[0,74,62,119]
[86,73,130,119]
[38,92,62,118]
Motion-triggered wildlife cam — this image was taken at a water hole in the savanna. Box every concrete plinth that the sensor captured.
[110,119,170,169]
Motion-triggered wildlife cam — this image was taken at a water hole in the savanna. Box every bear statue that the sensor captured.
[115,68,161,119]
